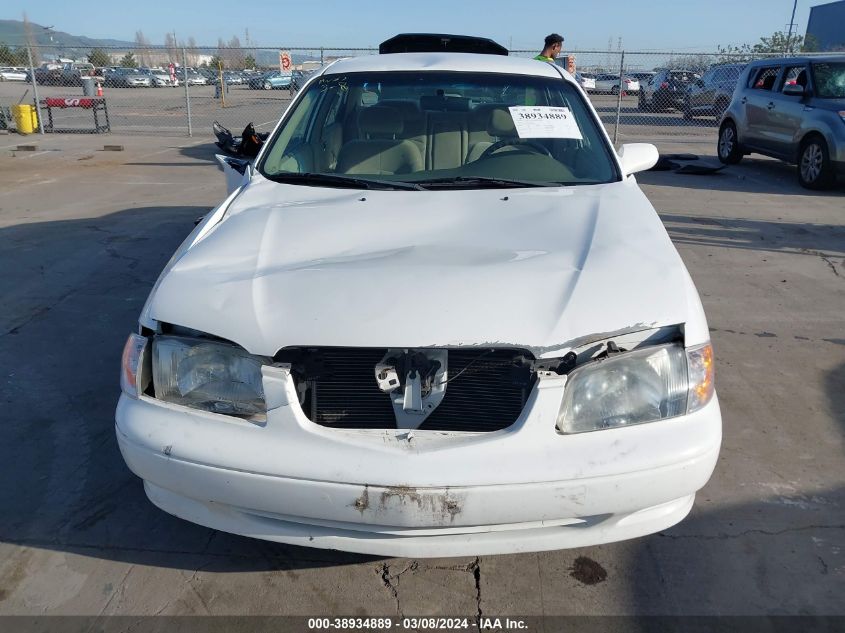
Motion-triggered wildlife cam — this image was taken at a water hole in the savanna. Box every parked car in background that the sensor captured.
[138,67,178,87]
[574,71,596,92]
[222,71,244,85]
[104,67,153,88]
[61,62,104,86]
[594,73,640,94]
[184,70,209,86]
[0,67,27,81]
[291,69,318,91]
[629,71,656,85]
[117,35,721,558]
[638,69,699,111]
[248,70,293,90]
[718,56,845,189]
[198,67,219,84]
[683,63,745,120]
[31,62,63,85]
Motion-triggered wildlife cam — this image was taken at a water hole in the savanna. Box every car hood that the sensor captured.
[146,176,699,357]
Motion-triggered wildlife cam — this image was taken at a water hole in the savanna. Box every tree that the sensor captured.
[227,35,244,69]
[208,54,224,71]
[134,30,151,67]
[662,54,710,74]
[164,32,178,64]
[243,53,256,69]
[119,51,137,68]
[0,43,29,66]
[186,36,198,67]
[717,30,814,62]
[88,47,111,67]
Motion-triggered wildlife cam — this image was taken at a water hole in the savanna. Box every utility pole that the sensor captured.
[785,0,798,54]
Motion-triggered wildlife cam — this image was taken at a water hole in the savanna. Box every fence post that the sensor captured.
[182,48,192,137]
[613,51,625,146]
[320,47,324,65]
[26,46,45,135]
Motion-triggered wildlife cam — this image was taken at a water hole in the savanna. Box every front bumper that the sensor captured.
[115,371,721,557]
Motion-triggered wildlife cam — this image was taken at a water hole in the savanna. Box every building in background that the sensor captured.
[806,0,845,51]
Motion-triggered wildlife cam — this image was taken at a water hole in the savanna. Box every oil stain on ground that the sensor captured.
[570,556,608,585]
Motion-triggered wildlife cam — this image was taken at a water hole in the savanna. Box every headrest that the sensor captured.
[378,99,424,122]
[487,108,516,137]
[420,95,472,112]
[359,106,403,136]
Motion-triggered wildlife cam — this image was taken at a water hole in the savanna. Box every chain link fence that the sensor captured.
[0,44,827,145]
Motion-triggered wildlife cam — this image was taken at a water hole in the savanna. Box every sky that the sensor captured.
[3,0,820,51]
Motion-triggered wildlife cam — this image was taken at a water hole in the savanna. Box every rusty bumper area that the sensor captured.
[143,481,695,557]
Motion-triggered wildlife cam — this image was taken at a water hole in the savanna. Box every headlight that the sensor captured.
[152,335,271,416]
[556,342,714,434]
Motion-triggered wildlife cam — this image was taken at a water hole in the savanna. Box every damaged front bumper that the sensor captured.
[115,367,721,557]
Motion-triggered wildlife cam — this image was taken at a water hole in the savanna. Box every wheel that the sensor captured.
[798,136,835,190]
[682,103,694,120]
[263,81,272,90]
[611,85,620,95]
[717,121,743,164]
[638,92,649,111]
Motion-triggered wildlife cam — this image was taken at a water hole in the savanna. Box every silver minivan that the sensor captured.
[717,56,845,189]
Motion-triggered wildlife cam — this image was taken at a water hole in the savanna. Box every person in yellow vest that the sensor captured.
[534,34,564,62]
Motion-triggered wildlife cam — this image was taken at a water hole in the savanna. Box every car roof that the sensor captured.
[748,55,845,66]
[322,52,567,81]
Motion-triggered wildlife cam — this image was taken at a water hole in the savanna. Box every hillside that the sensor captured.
[0,19,134,49]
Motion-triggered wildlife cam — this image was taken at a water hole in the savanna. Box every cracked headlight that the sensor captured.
[152,335,271,416]
[556,342,714,434]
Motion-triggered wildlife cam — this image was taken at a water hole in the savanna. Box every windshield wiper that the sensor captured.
[264,172,423,191]
[414,176,561,189]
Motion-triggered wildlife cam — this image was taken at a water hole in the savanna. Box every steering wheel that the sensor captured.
[479,138,553,160]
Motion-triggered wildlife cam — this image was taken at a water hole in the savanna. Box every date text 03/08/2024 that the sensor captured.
[307,617,529,630]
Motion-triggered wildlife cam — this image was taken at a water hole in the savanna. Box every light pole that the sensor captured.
[785,0,799,54]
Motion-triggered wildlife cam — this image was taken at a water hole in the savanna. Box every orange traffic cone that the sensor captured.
[96,83,103,97]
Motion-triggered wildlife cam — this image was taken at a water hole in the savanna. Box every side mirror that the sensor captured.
[783,83,805,97]
[618,143,659,176]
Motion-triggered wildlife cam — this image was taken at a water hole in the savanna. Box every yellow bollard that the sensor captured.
[12,104,37,134]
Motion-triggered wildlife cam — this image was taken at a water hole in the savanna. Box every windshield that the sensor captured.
[812,62,845,99]
[259,70,618,189]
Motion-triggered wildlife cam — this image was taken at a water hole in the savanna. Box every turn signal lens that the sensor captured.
[686,343,715,413]
[121,333,149,398]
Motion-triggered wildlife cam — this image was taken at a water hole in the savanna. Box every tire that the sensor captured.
[797,135,835,190]
[718,120,743,164]
[611,85,620,95]
[263,81,272,90]
[682,104,694,120]
[638,92,649,111]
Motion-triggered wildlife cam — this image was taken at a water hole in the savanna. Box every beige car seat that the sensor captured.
[336,106,424,175]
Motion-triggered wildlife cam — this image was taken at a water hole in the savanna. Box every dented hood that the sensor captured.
[147,176,693,356]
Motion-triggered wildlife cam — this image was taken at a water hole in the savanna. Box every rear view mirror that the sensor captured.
[783,83,805,96]
[618,143,659,176]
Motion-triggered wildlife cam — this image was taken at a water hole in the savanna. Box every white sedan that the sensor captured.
[574,71,596,92]
[594,73,640,94]
[117,35,721,558]
[0,67,27,81]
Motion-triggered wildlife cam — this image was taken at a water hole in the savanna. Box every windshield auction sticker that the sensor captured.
[508,106,583,140]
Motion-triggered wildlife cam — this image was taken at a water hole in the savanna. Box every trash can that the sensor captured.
[12,104,37,134]
[82,77,96,96]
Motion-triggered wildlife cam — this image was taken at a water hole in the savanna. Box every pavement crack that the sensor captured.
[658,524,845,540]
[378,561,417,617]
[470,557,482,620]
[817,555,829,575]
[802,249,842,278]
